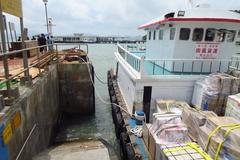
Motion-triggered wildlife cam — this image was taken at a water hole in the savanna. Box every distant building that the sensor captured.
[53,33,144,43]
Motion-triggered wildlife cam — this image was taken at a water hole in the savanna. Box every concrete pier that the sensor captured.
[58,63,95,116]
[0,61,96,159]
[33,140,110,160]
[1,64,59,160]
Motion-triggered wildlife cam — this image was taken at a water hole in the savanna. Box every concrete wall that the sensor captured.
[1,64,59,160]
[58,63,95,116]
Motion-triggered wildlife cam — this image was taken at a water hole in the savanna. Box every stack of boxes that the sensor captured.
[142,98,240,160]
[143,100,212,160]
[192,73,240,115]
[225,93,240,120]
[198,117,240,160]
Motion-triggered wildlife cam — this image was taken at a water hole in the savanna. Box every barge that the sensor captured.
[108,6,240,160]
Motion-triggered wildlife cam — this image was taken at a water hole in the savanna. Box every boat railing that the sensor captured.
[0,43,88,102]
[117,43,142,72]
[144,58,239,75]
[117,44,240,76]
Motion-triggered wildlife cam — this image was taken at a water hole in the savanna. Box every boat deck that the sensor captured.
[108,69,152,160]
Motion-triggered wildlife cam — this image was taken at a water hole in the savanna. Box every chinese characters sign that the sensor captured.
[195,43,219,59]
[1,0,23,18]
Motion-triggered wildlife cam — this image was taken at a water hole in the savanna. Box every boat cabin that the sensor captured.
[139,8,240,61]
[114,7,240,116]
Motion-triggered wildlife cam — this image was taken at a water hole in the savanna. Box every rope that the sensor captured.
[80,58,133,118]
[214,125,240,160]
[94,71,108,84]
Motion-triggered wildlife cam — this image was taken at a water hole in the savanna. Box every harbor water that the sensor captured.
[56,44,120,159]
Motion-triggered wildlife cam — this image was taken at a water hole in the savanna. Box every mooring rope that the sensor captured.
[80,58,133,117]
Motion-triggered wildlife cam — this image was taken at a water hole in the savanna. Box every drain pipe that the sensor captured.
[16,124,37,160]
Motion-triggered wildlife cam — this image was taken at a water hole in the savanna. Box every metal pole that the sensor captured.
[8,22,14,43]
[20,17,30,79]
[3,15,10,50]
[0,2,11,97]
[44,2,49,34]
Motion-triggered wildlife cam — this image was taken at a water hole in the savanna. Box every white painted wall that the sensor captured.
[173,22,240,59]
[144,21,240,72]
[146,27,176,59]
[117,64,136,114]
[117,58,204,114]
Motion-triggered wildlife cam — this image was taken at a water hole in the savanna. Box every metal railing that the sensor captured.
[145,59,239,75]
[0,43,88,99]
[117,44,142,72]
[117,44,240,76]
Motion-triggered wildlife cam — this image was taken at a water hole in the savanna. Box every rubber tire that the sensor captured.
[125,143,137,160]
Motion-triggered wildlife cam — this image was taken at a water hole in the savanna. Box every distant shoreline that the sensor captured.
[53,41,145,44]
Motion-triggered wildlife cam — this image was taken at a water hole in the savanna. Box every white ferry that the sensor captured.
[114,6,240,122]
[108,5,240,160]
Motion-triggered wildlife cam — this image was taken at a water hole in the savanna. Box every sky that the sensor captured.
[5,0,240,37]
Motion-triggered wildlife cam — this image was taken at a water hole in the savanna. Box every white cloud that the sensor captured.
[5,0,240,36]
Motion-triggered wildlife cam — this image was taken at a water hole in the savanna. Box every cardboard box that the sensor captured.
[198,117,240,160]
[155,99,190,115]
[182,107,217,141]
[225,94,240,120]
[148,113,190,160]
[142,122,151,149]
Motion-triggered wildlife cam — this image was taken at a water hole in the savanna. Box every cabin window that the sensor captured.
[153,30,156,40]
[216,29,226,42]
[179,28,191,40]
[192,28,204,41]
[170,28,176,40]
[159,30,163,40]
[148,31,151,40]
[226,30,236,42]
[205,28,216,41]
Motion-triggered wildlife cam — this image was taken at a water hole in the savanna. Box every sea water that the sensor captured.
[56,44,120,159]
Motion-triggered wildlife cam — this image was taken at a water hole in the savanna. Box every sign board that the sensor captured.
[11,111,21,131]
[2,123,13,144]
[1,0,23,18]
[195,43,219,59]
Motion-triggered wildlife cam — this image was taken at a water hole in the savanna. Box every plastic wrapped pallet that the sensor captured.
[192,73,240,115]
[156,142,212,160]
[182,107,217,141]
[225,94,240,120]
[217,74,233,95]
[198,117,240,160]
[231,70,240,78]
[201,93,220,113]
[148,113,190,160]
[155,99,190,115]
[231,77,240,94]
[155,123,189,144]
[150,113,182,133]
